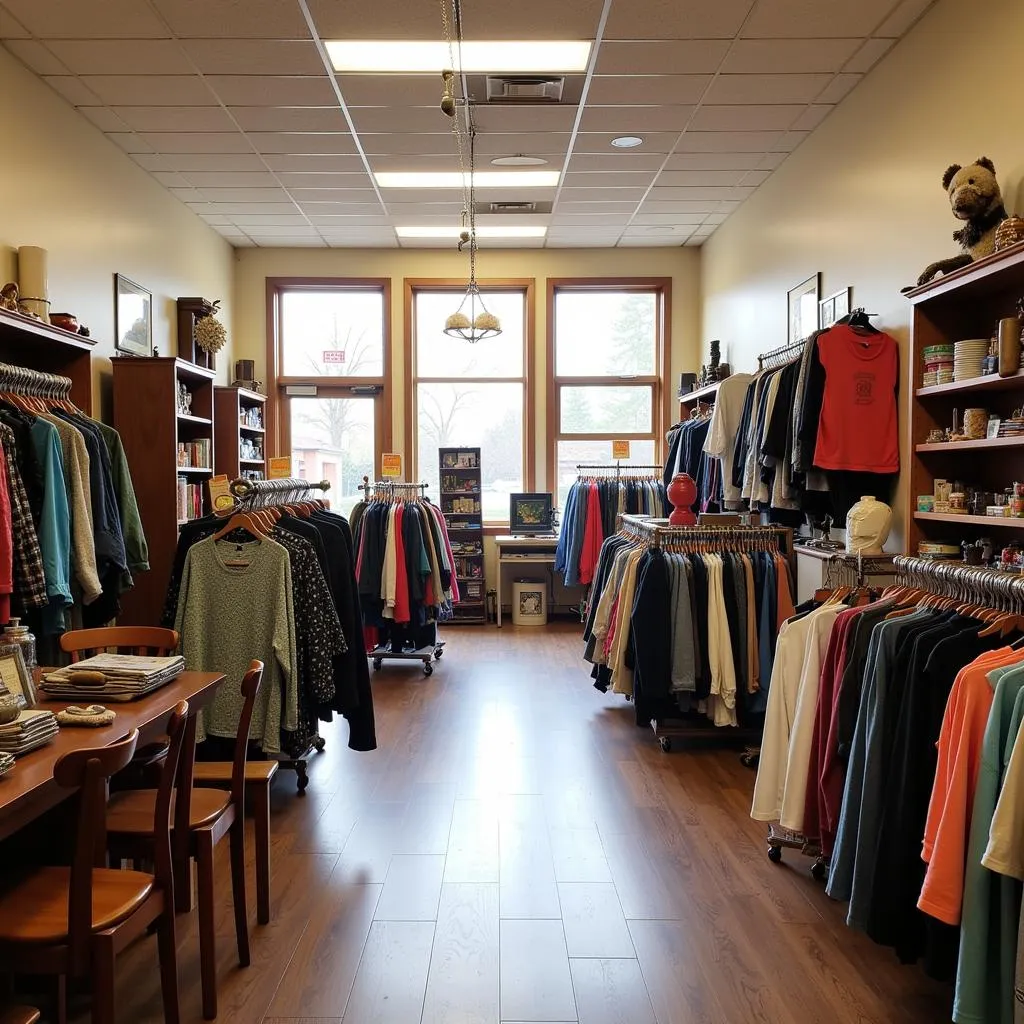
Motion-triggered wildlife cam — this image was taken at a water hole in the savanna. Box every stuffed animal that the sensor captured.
[915,157,1008,286]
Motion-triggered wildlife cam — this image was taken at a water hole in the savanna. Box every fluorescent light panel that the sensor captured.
[396,225,547,239]
[375,170,559,188]
[327,40,592,73]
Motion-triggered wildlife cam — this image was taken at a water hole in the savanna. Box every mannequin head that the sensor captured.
[846,496,892,556]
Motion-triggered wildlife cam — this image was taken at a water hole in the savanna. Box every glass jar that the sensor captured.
[2,618,36,678]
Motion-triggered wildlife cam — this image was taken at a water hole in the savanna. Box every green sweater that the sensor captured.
[175,536,297,754]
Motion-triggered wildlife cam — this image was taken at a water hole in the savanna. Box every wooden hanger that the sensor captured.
[212,509,267,542]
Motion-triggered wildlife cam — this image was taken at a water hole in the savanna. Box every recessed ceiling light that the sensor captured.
[490,155,549,167]
[327,40,591,74]
[396,225,547,239]
[610,136,644,149]
[375,170,559,189]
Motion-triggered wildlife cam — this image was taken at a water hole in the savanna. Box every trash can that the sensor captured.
[512,578,548,627]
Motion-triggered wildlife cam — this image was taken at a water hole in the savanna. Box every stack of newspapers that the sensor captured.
[0,708,59,756]
[41,654,185,702]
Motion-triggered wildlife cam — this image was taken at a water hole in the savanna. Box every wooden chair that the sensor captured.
[106,660,264,1021]
[0,710,188,1024]
[0,1008,40,1024]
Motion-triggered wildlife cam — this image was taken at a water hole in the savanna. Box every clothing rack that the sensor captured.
[893,555,1024,607]
[576,462,662,479]
[360,476,430,500]
[224,475,333,792]
[758,338,806,371]
[0,362,75,399]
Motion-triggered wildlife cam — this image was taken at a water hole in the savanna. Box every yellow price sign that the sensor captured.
[208,474,234,512]
[268,456,292,479]
[381,453,403,478]
[612,440,631,460]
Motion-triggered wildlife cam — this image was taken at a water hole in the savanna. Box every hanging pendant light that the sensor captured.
[439,1,501,344]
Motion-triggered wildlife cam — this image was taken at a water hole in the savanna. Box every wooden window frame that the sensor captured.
[265,277,393,477]
[546,278,672,493]
[404,278,536,523]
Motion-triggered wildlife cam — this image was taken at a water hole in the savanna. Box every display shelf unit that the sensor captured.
[113,357,216,626]
[439,446,486,624]
[905,242,1024,555]
[679,381,719,414]
[213,386,267,481]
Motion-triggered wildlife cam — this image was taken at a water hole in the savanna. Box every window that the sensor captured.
[407,282,533,523]
[548,281,670,506]
[268,279,391,516]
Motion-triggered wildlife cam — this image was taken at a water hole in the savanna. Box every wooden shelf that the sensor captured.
[173,358,217,383]
[239,458,265,466]
[177,412,213,426]
[0,307,97,352]
[679,382,720,405]
[915,436,1024,452]
[906,240,1024,305]
[177,466,212,475]
[239,424,265,434]
[915,370,1024,398]
[914,511,1024,528]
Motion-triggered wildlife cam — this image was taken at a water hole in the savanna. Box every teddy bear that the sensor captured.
[915,157,1008,286]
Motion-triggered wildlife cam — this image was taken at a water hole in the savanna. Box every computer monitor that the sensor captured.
[510,492,554,536]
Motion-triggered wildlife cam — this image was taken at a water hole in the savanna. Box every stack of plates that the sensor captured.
[0,709,59,757]
[0,751,13,778]
[954,338,989,381]
[922,343,954,387]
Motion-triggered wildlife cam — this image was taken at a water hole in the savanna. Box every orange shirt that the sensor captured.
[917,647,1024,925]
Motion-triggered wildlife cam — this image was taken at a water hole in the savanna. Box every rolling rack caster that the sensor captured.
[739,746,760,769]
[766,823,823,871]
[659,736,672,753]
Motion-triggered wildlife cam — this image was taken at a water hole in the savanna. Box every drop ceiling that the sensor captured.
[0,0,935,249]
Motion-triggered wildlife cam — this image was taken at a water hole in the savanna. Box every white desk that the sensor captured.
[494,534,559,627]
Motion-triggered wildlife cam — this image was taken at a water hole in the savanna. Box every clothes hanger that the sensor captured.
[212,508,267,542]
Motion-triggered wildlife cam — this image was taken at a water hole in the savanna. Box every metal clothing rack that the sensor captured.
[616,514,793,753]
[225,475,332,793]
[576,462,662,479]
[758,338,806,371]
[360,476,430,500]
[0,362,75,399]
[894,555,1024,607]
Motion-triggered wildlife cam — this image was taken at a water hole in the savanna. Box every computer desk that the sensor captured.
[493,534,559,627]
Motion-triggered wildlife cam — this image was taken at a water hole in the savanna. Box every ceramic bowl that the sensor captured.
[49,313,79,333]
[0,692,22,725]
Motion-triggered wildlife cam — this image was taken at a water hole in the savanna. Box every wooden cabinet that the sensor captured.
[213,386,266,481]
[439,446,486,623]
[112,357,216,626]
[905,243,1024,554]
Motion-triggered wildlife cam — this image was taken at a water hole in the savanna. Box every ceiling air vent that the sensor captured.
[485,76,564,103]
[477,201,553,215]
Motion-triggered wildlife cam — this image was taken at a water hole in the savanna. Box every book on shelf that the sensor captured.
[176,438,211,469]
[177,476,204,521]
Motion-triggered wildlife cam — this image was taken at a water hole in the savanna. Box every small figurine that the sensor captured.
[0,283,18,312]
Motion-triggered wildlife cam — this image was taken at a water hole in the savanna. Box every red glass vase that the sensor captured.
[667,472,697,526]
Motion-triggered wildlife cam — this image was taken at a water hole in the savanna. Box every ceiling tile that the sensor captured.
[151,171,191,188]
[179,39,323,75]
[663,151,772,171]
[655,169,747,187]
[554,201,638,214]
[381,202,463,216]
[743,0,899,37]
[300,201,389,215]
[844,37,895,72]
[586,75,711,106]
[359,132,468,156]
[550,214,633,226]
[630,212,707,224]
[350,107,451,134]
[78,74,218,106]
[368,154,469,172]
[674,130,786,152]
[199,214,234,226]
[704,73,832,105]
[621,225,694,237]
[151,0,311,37]
[187,202,297,214]
[474,132,572,157]
[44,40,193,75]
[739,169,773,186]
[139,131,254,153]
[574,131,680,154]
[3,40,69,74]
[229,215,311,227]
[230,107,349,132]
[702,212,730,224]
[876,0,936,36]
[605,0,753,37]
[262,153,367,172]
[196,187,292,202]
[649,185,755,202]
[131,152,269,171]
[275,171,375,188]
[77,107,131,132]
[722,38,863,74]
[41,75,102,106]
[204,75,335,106]
[816,73,862,103]
[0,7,29,36]
[183,171,280,188]
[790,104,833,131]
[286,187,381,204]
[618,236,686,246]
[2,0,168,37]
[579,105,694,133]
[774,130,810,151]
[339,75,440,107]
[246,132,356,154]
[559,186,648,203]
[251,236,326,246]
[597,40,731,76]
[563,171,655,188]
[689,104,804,131]
[567,152,665,172]
[473,106,578,133]
[111,106,237,132]
[107,132,154,153]
[757,152,788,169]
[305,215,393,227]
[639,200,724,213]
[306,0,605,38]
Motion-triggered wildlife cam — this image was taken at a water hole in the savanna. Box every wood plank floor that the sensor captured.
[73,623,952,1023]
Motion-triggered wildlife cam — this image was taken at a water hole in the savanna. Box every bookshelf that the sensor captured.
[113,357,216,625]
[214,386,267,481]
[439,446,486,624]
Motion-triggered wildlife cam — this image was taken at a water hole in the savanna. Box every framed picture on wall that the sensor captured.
[114,274,153,357]
[788,273,821,346]
[819,287,852,330]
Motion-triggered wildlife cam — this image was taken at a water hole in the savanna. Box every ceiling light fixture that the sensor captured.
[326,39,591,74]
[490,155,549,166]
[374,170,558,189]
[610,136,644,149]
[397,225,547,239]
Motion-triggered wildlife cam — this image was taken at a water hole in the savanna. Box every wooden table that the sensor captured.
[0,671,225,843]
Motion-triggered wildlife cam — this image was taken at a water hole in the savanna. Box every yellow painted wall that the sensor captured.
[0,46,235,413]
[700,0,1024,542]
[233,246,701,485]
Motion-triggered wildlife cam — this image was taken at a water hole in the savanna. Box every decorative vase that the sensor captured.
[667,473,697,526]
[998,317,1022,377]
[995,216,1024,252]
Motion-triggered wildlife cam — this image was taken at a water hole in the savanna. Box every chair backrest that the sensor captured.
[153,702,190,906]
[53,730,140,974]
[231,661,265,805]
[60,627,179,662]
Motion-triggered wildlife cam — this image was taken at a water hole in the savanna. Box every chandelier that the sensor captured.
[439,3,501,344]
